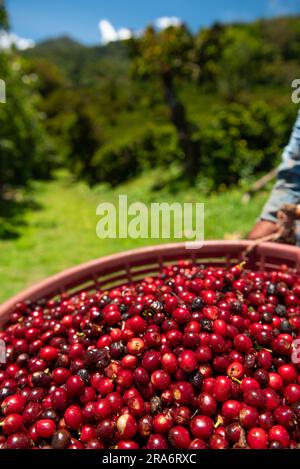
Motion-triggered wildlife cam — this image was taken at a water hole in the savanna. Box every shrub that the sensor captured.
[0,53,54,196]
[194,101,293,189]
[91,125,179,186]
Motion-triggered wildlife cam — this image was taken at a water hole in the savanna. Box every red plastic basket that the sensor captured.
[1,240,300,327]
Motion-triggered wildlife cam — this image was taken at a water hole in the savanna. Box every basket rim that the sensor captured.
[1,240,300,320]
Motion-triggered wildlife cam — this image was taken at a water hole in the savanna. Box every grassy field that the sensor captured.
[0,171,270,303]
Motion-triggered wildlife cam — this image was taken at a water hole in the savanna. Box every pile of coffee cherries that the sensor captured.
[0,260,300,449]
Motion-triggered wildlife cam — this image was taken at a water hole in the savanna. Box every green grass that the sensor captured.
[0,171,269,303]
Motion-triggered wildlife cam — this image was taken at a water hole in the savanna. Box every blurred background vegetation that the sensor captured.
[0,0,299,300]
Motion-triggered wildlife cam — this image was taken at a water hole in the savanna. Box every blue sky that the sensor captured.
[6,0,300,45]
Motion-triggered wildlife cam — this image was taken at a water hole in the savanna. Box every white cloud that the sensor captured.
[117,27,132,41]
[0,30,35,51]
[98,16,183,45]
[98,20,118,43]
[154,16,182,29]
[98,19,133,44]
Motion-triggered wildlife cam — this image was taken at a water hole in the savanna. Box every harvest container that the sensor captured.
[1,240,300,327]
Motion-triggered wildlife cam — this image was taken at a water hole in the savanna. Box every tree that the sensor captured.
[130,25,199,183]
[218,26,271,100]
[29,58,67,98]
[0,0,8,30]
[68,95,102,184]
[0,1,54,197]
[193,23,228,87]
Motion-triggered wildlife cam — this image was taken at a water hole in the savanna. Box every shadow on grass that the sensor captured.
[0,195,42,240]
[151,171,194,195]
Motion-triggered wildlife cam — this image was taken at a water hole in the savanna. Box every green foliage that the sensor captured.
[194,23,229,86]
[258,16,300,61]
[89,100,293,190]
[194,101,293,190]
[0,0,8,29]
[28,58,68,96]
[0,53,54,196]
[218,26,274,99]
[130,25,199,182]
[131,25,194,78]
[11,14,300,193]
[24,37,130,88]
[92,125,179,186]
[68,95,102,184]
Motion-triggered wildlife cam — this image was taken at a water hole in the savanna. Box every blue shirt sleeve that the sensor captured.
[282,108,300,163]
[260,108,300,223]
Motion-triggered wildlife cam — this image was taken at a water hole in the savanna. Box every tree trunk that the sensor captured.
[161,70,199,183]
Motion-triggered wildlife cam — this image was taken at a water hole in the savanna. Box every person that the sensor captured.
[248,108,300,242]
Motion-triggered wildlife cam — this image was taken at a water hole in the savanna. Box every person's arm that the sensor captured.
[260,108,300,223]
[247,108,300,240]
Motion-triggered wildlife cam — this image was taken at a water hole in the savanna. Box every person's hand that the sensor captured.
[247,220,278,240]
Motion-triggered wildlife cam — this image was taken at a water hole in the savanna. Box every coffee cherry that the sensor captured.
[153,413,173,434]
[190,416,214,440]
[258,412,273,431]
[51,429,71,449]
[278,364,297,383]
[116,440,139,449]
[94,399,112,420]
[168,426,191,449]
[151,370,171,391]
[171,406,191,426]
[209,434,229,449]
[2,413,24,434]
[226,422,242,443]
[213,376,231,401]
[284,383,300,404]
[173,381,193,405]
[234,334,253,353]
[222,400,242,421]
[127,338,146,355]
[35,419,56,438]
[273,405,295,429]
[117,414,137,439]
[239,405,259,429]
[7,432,31,449]
[146,434,168,449]
[52,367,72,385]
[178,350,197,373]
[2,394,26,415]
[66,375,85,398]
[1,261,300,449]
[189,438,208,449]
[161,353,178,374]
[247,428,268,449]
[269,425,290,448]
[198,392,217,416]
[64,405,83,430]
[96,419,115,442]
[227,361,245,380]
[40,346,58,362]
[244,389,265,408]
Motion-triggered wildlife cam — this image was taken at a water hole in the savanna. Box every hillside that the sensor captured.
[19,15,300,192]
[24,36,130,86]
